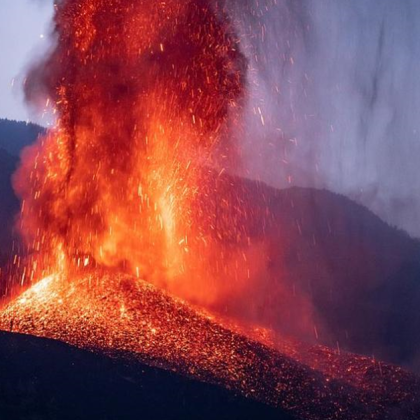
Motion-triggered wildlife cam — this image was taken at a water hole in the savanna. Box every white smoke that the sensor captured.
[229,0,420,237]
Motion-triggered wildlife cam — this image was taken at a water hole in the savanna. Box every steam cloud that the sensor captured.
[227,0,420,238]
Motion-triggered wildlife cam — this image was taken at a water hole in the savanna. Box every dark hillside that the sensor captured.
[0,148,19,258]
[0,119,44,157]
[0,331,290,420]
[198,174,420,370]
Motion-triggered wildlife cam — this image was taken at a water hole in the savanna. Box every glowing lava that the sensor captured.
[2,2,420,419]
[14,0,247,297]
[1,270,419,420]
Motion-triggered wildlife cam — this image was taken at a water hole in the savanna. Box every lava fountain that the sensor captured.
[2,2,420,419]
[14,0,247,300]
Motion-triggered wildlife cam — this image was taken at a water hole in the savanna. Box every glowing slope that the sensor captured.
[1,271,419,420]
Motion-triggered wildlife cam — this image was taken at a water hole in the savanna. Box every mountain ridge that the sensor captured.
[0,118,45,157]
[0,330,290,420]
[1,120,420,372]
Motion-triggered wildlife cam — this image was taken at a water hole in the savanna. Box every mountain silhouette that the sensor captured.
[0,120,420,373]
[0,119,44,157]
[0,148,19,262]
[197,173,420,371]
[0,120,43,269]
[0,331,291,420]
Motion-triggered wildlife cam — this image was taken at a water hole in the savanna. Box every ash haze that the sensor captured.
[229,0,420,238]
[2,0,420,238]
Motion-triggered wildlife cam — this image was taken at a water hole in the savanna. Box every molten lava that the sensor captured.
[2,2,420,419]
[15,0,247,298]
[1,270,419,420]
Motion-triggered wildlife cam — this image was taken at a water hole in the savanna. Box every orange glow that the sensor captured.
[1,3,420,418]
[1,270,419,420]
[15,0,247,301]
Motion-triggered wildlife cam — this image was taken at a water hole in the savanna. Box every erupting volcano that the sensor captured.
[1,1,420,419]
[15,0,247,294]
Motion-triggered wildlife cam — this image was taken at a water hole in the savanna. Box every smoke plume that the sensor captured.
[228,0,420,238]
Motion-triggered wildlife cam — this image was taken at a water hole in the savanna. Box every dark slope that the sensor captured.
[197,174,420,370]
[0,119,43,263]
[0,119,44,157]
[263,185,420,368]
[0,331,291,420]
[0,148,19,257]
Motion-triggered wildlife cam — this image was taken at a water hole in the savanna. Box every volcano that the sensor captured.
[2,1,420,417]
[1,270,419,420]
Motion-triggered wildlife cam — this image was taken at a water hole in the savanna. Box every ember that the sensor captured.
[2,1,420,419]
[15,0,247,297]
[1,270,419,419]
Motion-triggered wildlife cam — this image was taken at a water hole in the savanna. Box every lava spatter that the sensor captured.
[16,0,247,293]
[1,270,419,420]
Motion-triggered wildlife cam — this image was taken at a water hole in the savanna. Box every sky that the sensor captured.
[0,0,53,122]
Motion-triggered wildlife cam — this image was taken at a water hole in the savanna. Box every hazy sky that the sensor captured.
[0,0,53,122]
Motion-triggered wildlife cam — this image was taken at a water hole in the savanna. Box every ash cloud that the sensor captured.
[228,0,420,237]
